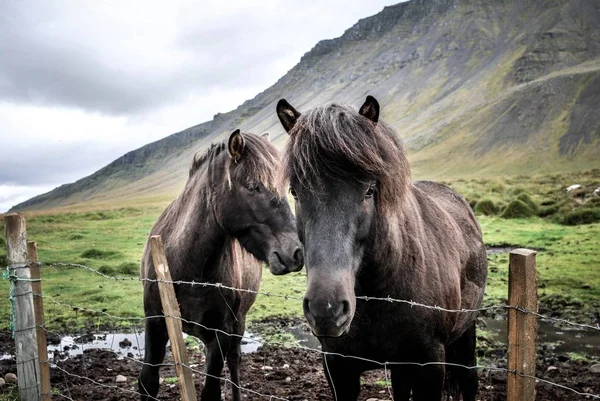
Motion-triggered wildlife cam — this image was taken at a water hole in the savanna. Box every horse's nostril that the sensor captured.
[272,251,284,266]
[341,300,350,316]
[293,247,304,265]
[303,297,311,314]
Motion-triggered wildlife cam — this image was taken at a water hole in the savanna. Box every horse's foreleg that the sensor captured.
[322,354,361,401]
[226,335,242,401]
[411,343,445,401]
[138,316,168,400]
[390,366,413,401]
[200,332,230,401]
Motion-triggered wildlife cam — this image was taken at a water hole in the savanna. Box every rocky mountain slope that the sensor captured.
[12,0,600,211]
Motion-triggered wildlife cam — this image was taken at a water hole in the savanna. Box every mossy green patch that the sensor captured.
[80,249,122,259]
[474,199,497,216]
[500,200,535,218]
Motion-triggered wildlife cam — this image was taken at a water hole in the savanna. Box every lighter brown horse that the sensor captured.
[277,96,487,401]
[138,130,303,401]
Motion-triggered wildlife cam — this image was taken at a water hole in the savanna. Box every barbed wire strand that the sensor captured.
[38,301,600,400]
[37,325,294,401]
[52,364,162,401]
[3,261,599,399]
[37,262,600,332]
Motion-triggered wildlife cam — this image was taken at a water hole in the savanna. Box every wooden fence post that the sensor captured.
[4,214,41,401]
[150,235,198,401]
[507,248,538,401]
[28,241,52,401]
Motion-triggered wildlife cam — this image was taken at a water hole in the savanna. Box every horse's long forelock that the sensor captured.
[190,134,283,197]
[231,134,283,196]
[281,103,411,211]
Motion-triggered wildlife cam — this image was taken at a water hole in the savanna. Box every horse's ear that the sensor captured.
[228,129,245,162]
[261,132,270,141]
[359,95,380,124]
[276,99,301,133]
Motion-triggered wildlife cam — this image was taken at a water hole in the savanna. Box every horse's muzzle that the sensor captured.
[268,242,304,275]
[303,297,352,337]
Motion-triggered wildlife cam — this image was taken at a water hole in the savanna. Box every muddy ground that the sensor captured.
[1,320,599,401]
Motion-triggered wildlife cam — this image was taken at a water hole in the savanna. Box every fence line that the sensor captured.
[28,296,600,400]
[2,257,599,399]
[26,321,600,401]
[23,261,599,332]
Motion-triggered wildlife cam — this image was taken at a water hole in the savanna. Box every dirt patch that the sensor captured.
[1,328,598,400]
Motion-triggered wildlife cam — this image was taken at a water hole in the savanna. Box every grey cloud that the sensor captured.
[0,2,293,115]
[0,141,126,186]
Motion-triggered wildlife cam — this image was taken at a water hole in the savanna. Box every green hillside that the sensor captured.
[11,0,600,212]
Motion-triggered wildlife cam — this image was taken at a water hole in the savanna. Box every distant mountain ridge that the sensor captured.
[12,0,600,211]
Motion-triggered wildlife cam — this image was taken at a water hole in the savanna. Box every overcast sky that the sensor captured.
[0,0,402,212]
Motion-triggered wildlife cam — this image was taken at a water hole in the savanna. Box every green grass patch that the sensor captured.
[474,199,497,216]
[0,171,598,334]
[80,249,122,259]
[117,262,139,275]
[500,199,535,218]
[559,208,600,225]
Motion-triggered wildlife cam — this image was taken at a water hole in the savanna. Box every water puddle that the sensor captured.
[486,247,516,255]
[280,320,600,359]
[45,330,262,361]
[285,325,321,350]
[485,246,545,255]
[483,318,600,358]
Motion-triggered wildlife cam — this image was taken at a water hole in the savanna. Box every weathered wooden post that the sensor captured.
[150,235,198,401]
[28,241,52,400]
[4,214,41,401]
[507,248,538,401]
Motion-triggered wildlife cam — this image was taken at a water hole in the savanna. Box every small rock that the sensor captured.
[590,364,600,373]
[127,352,134,358]
[5,373,17,384]
[0,378,5,387]
[282,363,290,369]
[285,377,291,382]
[546,366,558,373]
[367,398,379,401]
[261,366,273,370]
[115,375,127,383]
[119,338,132,348]
[159,377,165,385]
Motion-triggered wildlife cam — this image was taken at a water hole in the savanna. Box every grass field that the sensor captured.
[1,171,599,332]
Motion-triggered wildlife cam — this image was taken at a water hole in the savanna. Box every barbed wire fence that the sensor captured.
[2,214,599,401]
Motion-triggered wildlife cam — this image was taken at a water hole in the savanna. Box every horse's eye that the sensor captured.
[365,183,376,199]
[247,183,260,193]
[289,187,297,199]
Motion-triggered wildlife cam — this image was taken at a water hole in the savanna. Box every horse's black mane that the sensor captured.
[282,103,411,211]
[189,142,226,177]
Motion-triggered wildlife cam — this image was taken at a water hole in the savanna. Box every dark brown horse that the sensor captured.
[138,130,304,401]
[276,97,487,401]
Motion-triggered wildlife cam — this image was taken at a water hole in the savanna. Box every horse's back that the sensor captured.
[413,180,482,244]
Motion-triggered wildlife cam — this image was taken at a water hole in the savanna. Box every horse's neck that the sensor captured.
[163,176,229,281]
[364,193,424,294]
